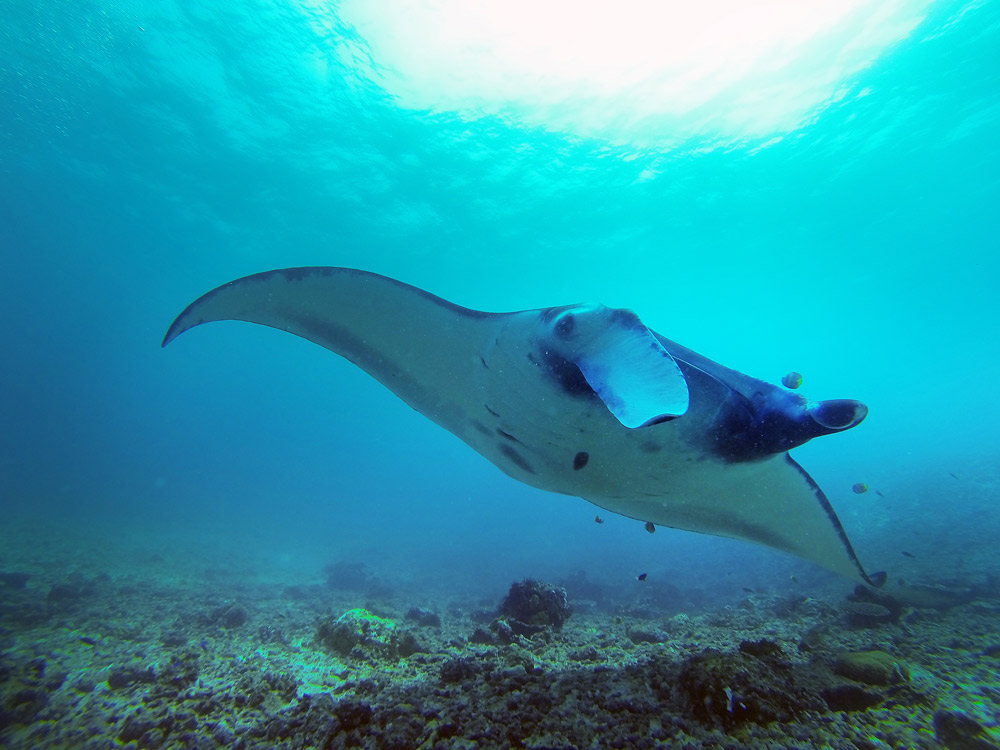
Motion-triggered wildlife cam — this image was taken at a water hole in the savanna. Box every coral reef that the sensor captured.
[3,538,1000,749]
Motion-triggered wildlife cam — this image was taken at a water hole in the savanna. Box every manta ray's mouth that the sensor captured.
[809,399,868,432]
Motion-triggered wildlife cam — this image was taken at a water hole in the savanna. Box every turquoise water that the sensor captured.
[2,0,998,594]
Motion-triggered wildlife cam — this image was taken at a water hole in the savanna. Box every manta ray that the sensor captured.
[164,267,884,586]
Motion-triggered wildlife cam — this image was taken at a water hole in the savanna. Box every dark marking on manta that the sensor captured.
[480,356,489,369]
[539,305,575,324]
[555,314,575,339]
[470,420,492,436]
[497,428,522,444]
[642,415,676,427]
[499,444,535,475]
[639,441,662,453]
[484,404,500,418]
[610,308,643,330]
[573,451,589,470]
[542,350,595,398]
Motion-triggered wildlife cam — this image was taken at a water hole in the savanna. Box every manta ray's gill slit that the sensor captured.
[499,444,535,475]
[470,420,492,437]
[541,350,596,398]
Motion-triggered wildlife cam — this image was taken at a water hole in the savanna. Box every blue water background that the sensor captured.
[2,0,998,597]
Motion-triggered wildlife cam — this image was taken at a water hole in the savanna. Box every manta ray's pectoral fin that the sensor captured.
[547,305,689,429]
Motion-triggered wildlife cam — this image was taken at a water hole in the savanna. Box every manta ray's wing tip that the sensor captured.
[161,316,189,348]
[864,570,888,588]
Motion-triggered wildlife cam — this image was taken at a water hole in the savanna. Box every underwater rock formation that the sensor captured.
[405,607,441,628]
[834,650,908,686]
[844,585,903,626]
[497,579,572,630]
[934,710,1000,750]
[315,608,421,659]
[671,642,825,729]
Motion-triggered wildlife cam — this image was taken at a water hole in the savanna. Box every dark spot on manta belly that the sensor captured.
[484,404,500,418]
[639,440,663,453]
[573,451,589,470]
[499,444,535,474]
[497,428,522,444]
[470,420,492,436]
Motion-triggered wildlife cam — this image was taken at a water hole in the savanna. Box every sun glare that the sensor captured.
[326,0,935,150]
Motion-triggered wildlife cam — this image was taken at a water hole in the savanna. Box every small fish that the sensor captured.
[644,521,655,534]
[742,587,754,594]
[949,472,959,480]
[875,490,885,498]
[901,551,915,558]
[852,482,869,494]
[637,573,647,581]
[594,515,604,524]
[781,372,803,389]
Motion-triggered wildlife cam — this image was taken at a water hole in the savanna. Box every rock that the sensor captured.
[47,574,99,604]
[839,600,894,628]
[821,683,884,712]
[211,602,249,628]
[627,627,666,644]
[497,579,571,630]
[159,630,188,647]
[934,710,1000,750]
[898,582,976,610]
[107,665,157,689]
[405,607,441,627]
[396,631,423,657]
[0,572,30,590]
[469,626,495,645]
[738,639,784,659]
[674,648,824,728]
[321,556,396,594]
[118,713,155,743]
[834,650,908,686]
[440,657,481,684]
[316,608,421,659]
[335,700,373,731]
[843,586,903,626]
[257,624,286,645]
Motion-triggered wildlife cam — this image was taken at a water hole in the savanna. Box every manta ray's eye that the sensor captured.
[555,313,575,339]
